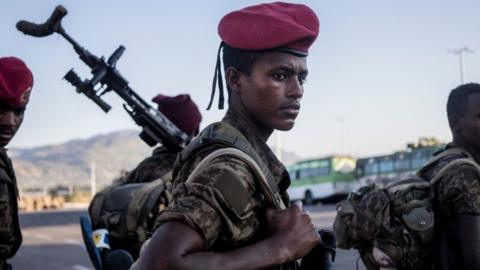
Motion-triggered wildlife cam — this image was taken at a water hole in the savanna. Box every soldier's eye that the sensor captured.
[298,74,308,85]
[272,73,286,81]
[13,109,25,117]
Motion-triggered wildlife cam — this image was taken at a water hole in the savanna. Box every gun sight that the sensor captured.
[64,69,112,113]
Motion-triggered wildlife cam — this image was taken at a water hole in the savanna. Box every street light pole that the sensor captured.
[90,162,96,199]
[448,47,475,84]
[335,117,347,155]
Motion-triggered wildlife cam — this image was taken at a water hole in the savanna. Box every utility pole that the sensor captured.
[335,117,347,155]
[90,162,96,199]
[447,47,475,84]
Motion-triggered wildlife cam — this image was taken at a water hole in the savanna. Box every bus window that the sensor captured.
[394,159,410,171]
[365,159,378,175]
[355,165,365,178]
[379,159,394,173]
[316,166,331,176]
[393,153,411,171]
[300,167,315,179]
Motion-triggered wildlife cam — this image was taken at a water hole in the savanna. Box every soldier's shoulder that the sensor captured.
[435,163,480,216]
[179,150,253,186]
[437,160,480,190]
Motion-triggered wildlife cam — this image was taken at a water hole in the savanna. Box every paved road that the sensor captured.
[10,205,366,270]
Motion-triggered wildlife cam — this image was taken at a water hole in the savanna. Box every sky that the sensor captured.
[1,0,480,160]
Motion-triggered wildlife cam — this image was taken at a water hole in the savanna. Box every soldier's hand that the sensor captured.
[264,201,321,263]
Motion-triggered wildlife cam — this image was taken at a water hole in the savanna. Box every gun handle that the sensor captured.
[91,95,112,113]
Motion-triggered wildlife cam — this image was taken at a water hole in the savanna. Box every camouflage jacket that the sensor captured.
[119,146,177,185]
[0,148,22,260]
[156,109,293,269]
[419,143,480,270]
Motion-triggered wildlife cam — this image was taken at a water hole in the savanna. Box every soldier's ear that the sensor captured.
[225,67,243,93]
[449,115,463,133]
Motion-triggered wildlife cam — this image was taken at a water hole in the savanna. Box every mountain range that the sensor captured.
[9,130,301,191]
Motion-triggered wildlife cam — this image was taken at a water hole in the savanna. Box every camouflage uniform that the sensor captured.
[0,148,22,270]
[419,143,480,270]
[118,146,177,185]
[156,109,293,269]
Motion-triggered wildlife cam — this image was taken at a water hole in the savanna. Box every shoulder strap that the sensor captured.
[179,122,279,194]
[185,147,286,210]
[430,158,480,185]
[418,147,473,177]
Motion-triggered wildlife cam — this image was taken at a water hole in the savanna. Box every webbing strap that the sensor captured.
[180,122,279,194]
[185,147,286,210]
[430,158,480,185]
[418,147,472,176]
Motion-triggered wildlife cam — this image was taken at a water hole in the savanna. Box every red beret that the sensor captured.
[0,57,34,108]
[152,94,202,136]
[218,2,319,56]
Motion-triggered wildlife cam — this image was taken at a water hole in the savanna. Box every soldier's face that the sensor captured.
[459,93,480,151]
[238,52,307,131]
[0,103,25,147]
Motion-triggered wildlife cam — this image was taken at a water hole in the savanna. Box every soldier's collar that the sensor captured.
[448,143,480,165]
[222,109,291,192]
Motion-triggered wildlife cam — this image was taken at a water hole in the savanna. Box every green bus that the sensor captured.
[287,155,357,204]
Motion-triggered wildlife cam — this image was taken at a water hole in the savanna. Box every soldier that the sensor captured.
[135,2,322,270]
[418,83,480,269]
[118,94,202,185]
[87,94,201,260]
[0,57,34,270]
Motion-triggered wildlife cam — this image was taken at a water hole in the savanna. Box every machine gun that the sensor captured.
[16,5,191,152]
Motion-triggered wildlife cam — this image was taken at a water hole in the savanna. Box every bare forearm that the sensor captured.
[138,222,289,270]
[176,238,286,270]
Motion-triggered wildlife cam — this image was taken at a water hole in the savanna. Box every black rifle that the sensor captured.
[16,5,191,152]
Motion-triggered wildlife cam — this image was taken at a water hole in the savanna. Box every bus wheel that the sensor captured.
[304,190,314,205]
